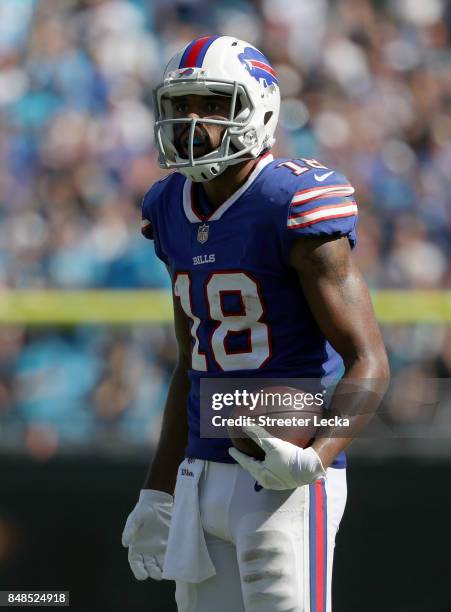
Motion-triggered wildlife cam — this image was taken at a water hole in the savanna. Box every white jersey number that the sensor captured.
[174,273,207,371]
[174,271,270,371]
[276,158,328,175]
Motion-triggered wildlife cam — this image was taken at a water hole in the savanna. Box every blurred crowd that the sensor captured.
[0,0,450,455]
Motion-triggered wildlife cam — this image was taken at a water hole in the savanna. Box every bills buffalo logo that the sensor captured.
[238,47,278,88]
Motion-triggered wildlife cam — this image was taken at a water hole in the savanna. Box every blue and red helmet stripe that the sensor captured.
[179,36,221,69]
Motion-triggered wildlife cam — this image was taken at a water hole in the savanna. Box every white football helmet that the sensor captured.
[153,36,280,182]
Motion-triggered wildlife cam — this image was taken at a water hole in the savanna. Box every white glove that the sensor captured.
[228,425,326,490]
[122,489,173,581]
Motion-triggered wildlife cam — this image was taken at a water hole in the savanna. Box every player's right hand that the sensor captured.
[229,425,326,490]
[122,489,173,581]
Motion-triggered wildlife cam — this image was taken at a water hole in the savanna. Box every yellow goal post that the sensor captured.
[0,290,450,325]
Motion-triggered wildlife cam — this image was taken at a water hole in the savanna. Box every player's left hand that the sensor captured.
[228,425,326,490]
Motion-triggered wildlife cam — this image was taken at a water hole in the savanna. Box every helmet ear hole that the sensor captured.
[264,111,273,125]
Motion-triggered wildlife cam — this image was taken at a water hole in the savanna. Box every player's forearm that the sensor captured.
[312,351,390,469]
[143,359,191,494]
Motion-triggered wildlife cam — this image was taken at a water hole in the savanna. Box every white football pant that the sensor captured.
[174,461,347,612]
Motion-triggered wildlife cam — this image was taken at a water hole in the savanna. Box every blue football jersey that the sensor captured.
[142,154,358,468]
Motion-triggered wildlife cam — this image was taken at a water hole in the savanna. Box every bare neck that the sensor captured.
[201,158,261,209]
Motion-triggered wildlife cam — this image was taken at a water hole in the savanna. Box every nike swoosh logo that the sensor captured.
[314,171,334,182]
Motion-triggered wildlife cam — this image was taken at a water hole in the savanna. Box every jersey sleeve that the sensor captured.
[282,170,358,254]
[141,181,169,265]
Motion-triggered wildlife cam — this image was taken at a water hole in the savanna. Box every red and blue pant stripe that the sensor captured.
[179,36,220,69]
[309,479,328,612]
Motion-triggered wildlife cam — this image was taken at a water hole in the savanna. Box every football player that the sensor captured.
[122,36,389,612]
